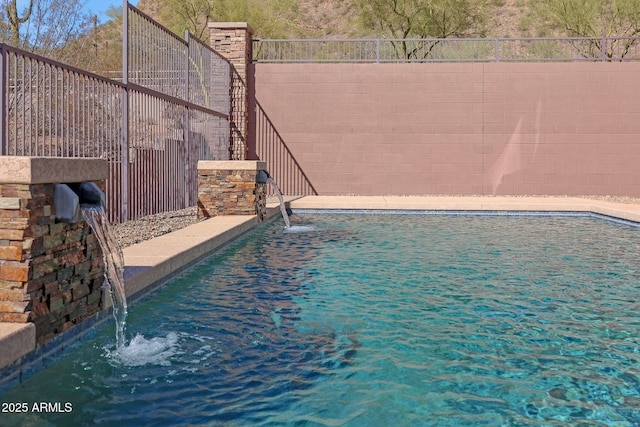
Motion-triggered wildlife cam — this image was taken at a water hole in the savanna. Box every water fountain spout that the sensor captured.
[53,180,127,347]
[54,184,81,223]
[77,181,107,208]
[72,183,127,349]
[81,205,128,349]
[257,169,270,184]
[54,181,107,224]
[261,171,290,228]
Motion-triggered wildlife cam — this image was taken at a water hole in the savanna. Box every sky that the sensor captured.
[14,0,139,24]
[83,0,139,23]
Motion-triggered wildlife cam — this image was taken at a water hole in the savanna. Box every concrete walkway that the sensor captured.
[3,195,640,378]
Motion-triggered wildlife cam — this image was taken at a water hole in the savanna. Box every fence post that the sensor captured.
[184,31,191,207]
[209,22,254,160]
[0,45,6,155]
[121,0,130,221]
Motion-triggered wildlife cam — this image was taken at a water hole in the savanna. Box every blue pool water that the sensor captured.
[2,214,640,426]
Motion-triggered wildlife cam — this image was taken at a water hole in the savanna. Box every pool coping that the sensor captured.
[287,195,640,224]
[2,194,640,387]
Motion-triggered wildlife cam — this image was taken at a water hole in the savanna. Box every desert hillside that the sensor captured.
[136,0,537,39]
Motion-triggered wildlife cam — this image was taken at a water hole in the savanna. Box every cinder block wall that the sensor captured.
[253,62,640,196]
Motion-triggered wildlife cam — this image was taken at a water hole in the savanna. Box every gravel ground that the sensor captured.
[112,206,202,248]
[111,195,640,248]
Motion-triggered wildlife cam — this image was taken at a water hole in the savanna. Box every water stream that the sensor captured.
[266,176,290,228]
[81,206,128,349]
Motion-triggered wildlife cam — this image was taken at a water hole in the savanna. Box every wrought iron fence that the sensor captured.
[255,100,316,196]
[0,2,232,223]
[230,69,247,160]
[121,4,231,222]
[253,36,640,63]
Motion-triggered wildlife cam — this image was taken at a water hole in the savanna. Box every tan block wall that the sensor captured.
[0,183,105,344]
[253,62,640,196]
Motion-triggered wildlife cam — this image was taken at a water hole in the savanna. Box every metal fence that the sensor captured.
[253,36,640,63]
[0,2,232,223]
[122,5,230,222]
[230,69,247,160]
[254,100,316,196]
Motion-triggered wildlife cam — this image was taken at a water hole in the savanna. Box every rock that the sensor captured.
[112,207,201,248]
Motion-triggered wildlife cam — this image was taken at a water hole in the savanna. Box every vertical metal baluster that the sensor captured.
[93,78,98,157]
[121,0,130,221]
[74,72,78,156]
[52,64,57,156]
[26,56,30,155]
[68,71,72,156]
[10,53,15,155]
[130,89,135,218]
[152,93,156,214]
[45,62,50,156]
[33,58,39,156]
[63,70,68,156]
[184,32,191,206]
[141,91,145,218]
[19,56,25,156]
[0,47,5,156]
[81,75,85,157]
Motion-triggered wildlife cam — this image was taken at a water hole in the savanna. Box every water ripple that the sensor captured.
[2,215,640,426]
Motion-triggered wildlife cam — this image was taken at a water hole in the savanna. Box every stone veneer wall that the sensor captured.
[197,161,267,220]
[0,157,108,344]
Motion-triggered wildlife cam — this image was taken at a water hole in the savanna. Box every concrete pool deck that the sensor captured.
[288,195,640,222]
[2,195,640,377]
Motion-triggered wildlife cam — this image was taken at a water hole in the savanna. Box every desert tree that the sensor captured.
[156,0,301,40]
[159,0,213,40]
[0,0,120,159]
[0,0,94,65]
[0,0,32,46]
[533,0,640,59]
[352,0,493,59]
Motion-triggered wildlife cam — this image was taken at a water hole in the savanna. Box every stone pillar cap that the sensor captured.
[198,160,266,171]
[0,156,108,184]
[208,22,254,33]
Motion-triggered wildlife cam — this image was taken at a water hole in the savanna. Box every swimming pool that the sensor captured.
[2,213,640,426]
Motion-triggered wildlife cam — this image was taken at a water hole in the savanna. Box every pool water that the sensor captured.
[2,214,640,426]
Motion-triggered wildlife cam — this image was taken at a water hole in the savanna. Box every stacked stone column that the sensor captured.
[0,157,107,344]
[197,160,267,221]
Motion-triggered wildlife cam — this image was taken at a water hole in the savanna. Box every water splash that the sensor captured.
[81,206,128,349]
[106,332,180,367]
[284,225,316,233]
[266,176,290,228]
